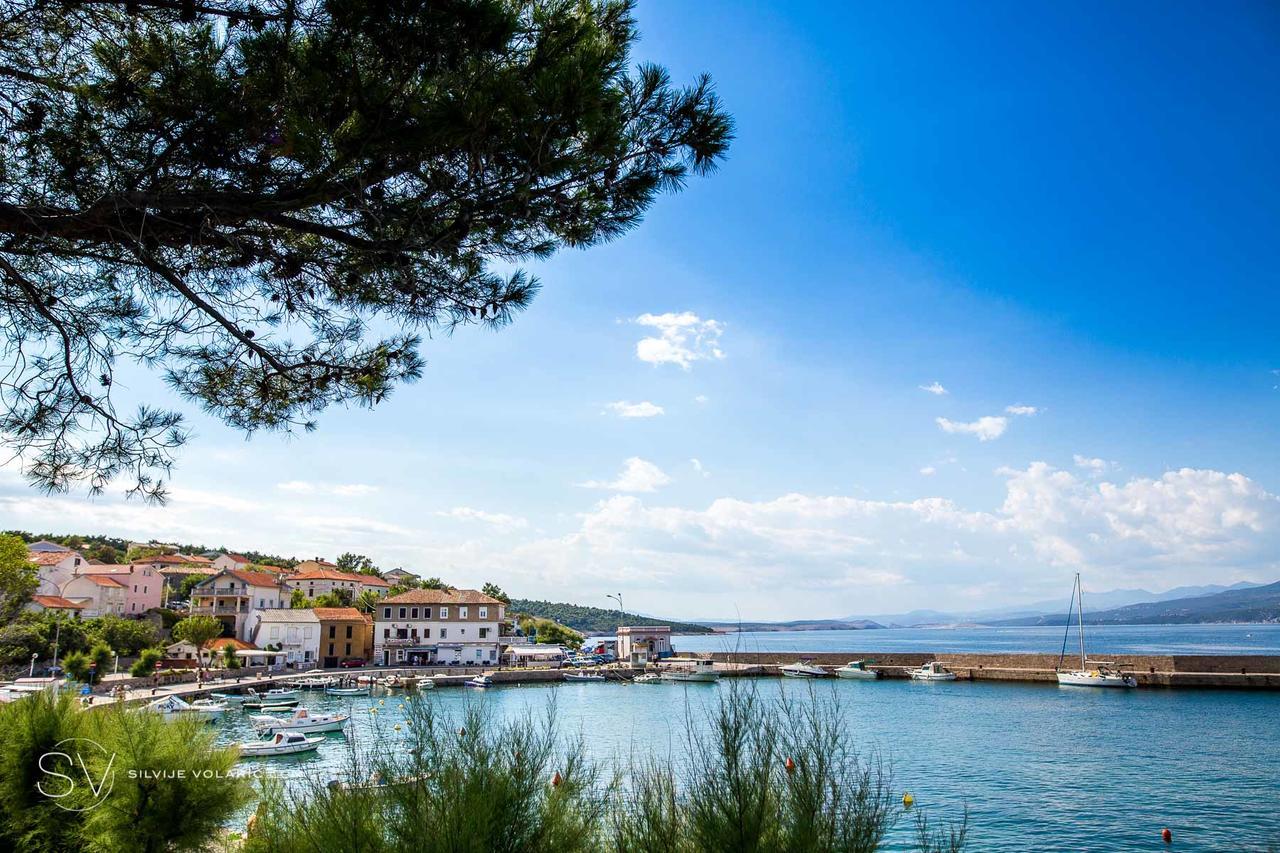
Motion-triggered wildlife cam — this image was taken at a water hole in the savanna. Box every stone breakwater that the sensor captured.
[699,651,1280,689]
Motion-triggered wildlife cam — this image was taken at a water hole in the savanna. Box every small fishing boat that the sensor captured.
[564,672,607,682]
[1056,573,1138,689]
[250,707,350,735]
[238,731,323,757]
[780,661,828,678]
[834,660,879,680]
[145,695,223,722]
[908,662,957,682]
[325,685,371,697]
[209,692,245,704]
[659,659,720,683]
[633,673,663,685]
[465,674,494,688]
[241,699,300,711]
[248,687,299,702]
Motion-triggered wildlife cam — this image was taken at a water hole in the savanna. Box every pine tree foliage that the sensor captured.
[0,0,732,500]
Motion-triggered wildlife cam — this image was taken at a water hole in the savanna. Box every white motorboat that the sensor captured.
[908,662,957,681]
[659,660,720,683]
[241,699,299,711]
[563,672,607,682]
[325,685,370,697]
[465,674,494,688]
[209,692,245,704]
[780,661,828,678]
[145,695,223,722]
[834,660,879,680]
[1056,573,1138,689]
[188,698,231,717]
[633,673,663,684]
[250,707,350,735]
[238,731,323,757]
[249,687,299,702]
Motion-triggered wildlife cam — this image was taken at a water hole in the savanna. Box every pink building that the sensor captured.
[78,563,164,615]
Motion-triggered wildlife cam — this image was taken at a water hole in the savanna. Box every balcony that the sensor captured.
[381,637,417,647]
[194,605,247,615]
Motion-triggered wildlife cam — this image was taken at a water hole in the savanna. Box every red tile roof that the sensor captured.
[31,595,85,610]
[360,575,391,587]
[136,554,196,565]
[381,589,502,606]
[290,567,362,582]
[224,553,251,564]
[79,575,125,587]
[224,569,285,588]
[312,607,367,621]
[27,550,78,566]
[200,638,257,651]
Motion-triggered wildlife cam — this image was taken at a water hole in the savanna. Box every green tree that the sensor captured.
[519,616,583,648]
[0,0,731,502]
[0,533,38,622]
[355,589,381,614]
[87,614,158,656]
[61,650,90,683]
[86,641,115,683]
[421,577,452,591]
[221,642,242,670]
[178,572,207,600]
[0,620,48,665]
[130,647,164,678]
[290,588,307,608]
[336,552,379,576]
[481,582,511,605]
[171,615,225,670]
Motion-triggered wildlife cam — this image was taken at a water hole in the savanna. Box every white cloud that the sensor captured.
[936,416,1008,441]
[276,481,379,497]
[1073,455,1111,475]
[691,458,711,478]
[920,466,937,476]
[634,312,725,369]
[578,457,672,493]
[919,382,948,395]
[604,400,664,418]
[1005,404,1039,416]
[437,507,528,531]
[694,395,709,404]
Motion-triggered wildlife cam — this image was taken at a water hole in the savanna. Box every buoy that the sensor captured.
[1162,828,1172,844]
[369,708,378,714]
[902,792,914,809]
[552,771,563,787]
[394,724,401,731]
[784,756,796,773]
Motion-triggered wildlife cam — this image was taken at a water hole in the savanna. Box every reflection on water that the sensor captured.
[216,675,1280,851]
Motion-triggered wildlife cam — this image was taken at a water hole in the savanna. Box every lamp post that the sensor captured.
[113,652,119,678]
[52,617,61,668]
[29,652,37,678]
[606,593,625,626]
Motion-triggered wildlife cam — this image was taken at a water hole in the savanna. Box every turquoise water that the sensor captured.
[672,623,1280,656]
[215,679,1280,851]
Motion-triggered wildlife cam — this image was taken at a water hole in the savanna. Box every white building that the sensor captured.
[283,566,391,601]
[211,553,252,572]
[28,549,85,596]
[616,626,673,665]
[249,609,321,666]
[59,574,126,617]
[190,569,289,642]
[373,589,504,666]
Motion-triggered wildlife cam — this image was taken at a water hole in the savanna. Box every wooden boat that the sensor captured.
[238,731,323,757]
[250,707,349,735]
[834,660,879,680]
[324,685,370,697]
[1056,573,1138,689]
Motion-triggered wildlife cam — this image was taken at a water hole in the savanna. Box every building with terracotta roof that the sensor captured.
[211,552,253,571]
[373,589,505,666]
[314,607,374,666]
[26,595,86,616]
[77,563,163,614]
[283,566,391,602]
[28,548,85,596]
[59,574,126,617]
[190,569,289,641]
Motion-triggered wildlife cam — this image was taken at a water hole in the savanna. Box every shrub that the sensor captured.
[88,615,158,657]
[88,643,114,684]
[61,650,90,683]
[130,648,164,678]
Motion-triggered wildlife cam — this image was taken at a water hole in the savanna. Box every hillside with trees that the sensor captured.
[508,599,714,635]
[989,581,1280,626]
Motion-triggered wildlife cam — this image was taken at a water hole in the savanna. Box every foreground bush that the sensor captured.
[245,686,967,853]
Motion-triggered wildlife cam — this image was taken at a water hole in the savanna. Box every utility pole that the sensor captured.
[52,617,61,667]
[606,593,626,627]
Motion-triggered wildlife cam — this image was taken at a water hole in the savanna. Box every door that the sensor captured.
[323,657,337,668]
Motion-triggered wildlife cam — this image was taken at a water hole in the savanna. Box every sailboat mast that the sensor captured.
[1076,573,1087,669]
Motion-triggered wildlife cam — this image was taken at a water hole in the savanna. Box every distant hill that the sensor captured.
[702,619,886,633]
[508,599,715,635]
[987,581,1280,626]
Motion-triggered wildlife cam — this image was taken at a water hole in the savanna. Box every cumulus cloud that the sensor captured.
[920,466,937,476]
[919,382,948,395]
[1005,404,1039,416]
[634,312,725,369]
[437,507,528,531]
[604,400,664,418]
[276,481,379,497]
[936,416,1008,441]
[578,457,672,493]
[1073,455,1111,475]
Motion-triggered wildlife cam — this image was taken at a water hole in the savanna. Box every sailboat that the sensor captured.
[1055,573,1137,688]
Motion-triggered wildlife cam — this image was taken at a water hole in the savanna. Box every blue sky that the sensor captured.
[3,2,1278,620]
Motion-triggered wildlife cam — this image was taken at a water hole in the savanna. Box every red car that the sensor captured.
[338,658,366,668]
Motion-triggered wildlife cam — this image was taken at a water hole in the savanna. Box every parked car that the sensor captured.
[338,658,366,668]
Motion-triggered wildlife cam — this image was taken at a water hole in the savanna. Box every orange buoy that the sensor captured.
[1161,828,1172,844]
[552,771,563,787]
[784,756,796,773]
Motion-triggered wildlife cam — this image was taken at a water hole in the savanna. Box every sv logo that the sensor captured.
[37,738,117,811]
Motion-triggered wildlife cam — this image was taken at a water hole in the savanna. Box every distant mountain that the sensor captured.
[701,619,886,633]
[509,599,715,635]
[986,581,1280,626]
[845,581,1266,627]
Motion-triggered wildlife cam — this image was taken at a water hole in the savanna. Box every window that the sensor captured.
[479,607,488,619]
[460,628,466,636]
[328,643,334,655]
[440,628,447,639]
[383,607,391,619]
[383,628,389,639]
[460,606,468,618]
[271,627,280,640]
[422,628,430,639]
[329,625,336,638]
[345,643,351,655]
[346,625,353,639]
[440,607,448,619]
[411,607,418,619]
[399,607,406,619]
[424,607,432,618]
[479,627,489,639]
[476,649,483,659]
[133,585,137,593]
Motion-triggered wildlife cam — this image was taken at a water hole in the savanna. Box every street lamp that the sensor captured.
[606,593,626,626]
[29,652,37,678]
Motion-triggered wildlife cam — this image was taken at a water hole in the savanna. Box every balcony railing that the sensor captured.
[381,637,417,646]
[194,605,246,615]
